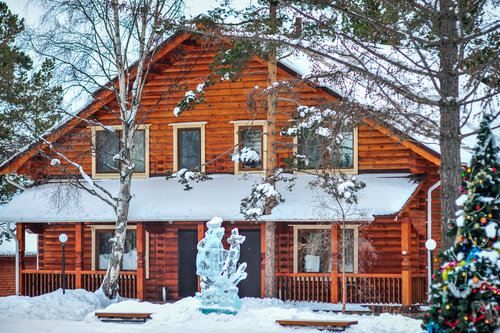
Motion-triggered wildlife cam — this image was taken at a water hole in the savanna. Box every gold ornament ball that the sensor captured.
[488,213,492,218]
[443,286,447,290]
[485,320,489,324]
[473,277,479,283]
[446,305,450,310]
[481,217,487,224]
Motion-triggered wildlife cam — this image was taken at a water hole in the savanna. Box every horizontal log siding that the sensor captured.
[0,256,36,296]
[15,42,431,179]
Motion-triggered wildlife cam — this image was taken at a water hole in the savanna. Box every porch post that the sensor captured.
[330,223,339,303]
[260,223,265,299]
[136,222,146,300]
[16,223,25,295]
[75,223,83,289]
[401,215,412,306]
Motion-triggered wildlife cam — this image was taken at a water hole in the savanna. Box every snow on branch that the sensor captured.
[240,170,294,221]
[231,147,261,164]
[166,168,212,191]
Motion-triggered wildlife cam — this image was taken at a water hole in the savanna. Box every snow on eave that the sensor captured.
[0,174,420,224]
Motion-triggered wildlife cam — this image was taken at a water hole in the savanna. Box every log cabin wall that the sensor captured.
[0,256,36,296]
[14,39,436,178]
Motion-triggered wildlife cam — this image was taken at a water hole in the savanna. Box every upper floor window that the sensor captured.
[91,125,150,179]
[231,120,267,174]
[169,121,206,172]
[296,127,358,174]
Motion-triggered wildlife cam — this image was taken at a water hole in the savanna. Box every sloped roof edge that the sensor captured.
[0,31,441,174]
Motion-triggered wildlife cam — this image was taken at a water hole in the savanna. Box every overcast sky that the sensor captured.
[5,0,253,27]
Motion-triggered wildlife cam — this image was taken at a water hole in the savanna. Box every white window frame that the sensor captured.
[169,121,207,172]
[291,224,359,274]
[90,225,150,279]
[91,124,151,179]
[293,127,358,175]
[230,120,268,175]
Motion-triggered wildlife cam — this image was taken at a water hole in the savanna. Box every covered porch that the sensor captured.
[4,173,428,304]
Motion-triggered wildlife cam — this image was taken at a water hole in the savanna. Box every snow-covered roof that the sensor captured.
[0,173,419,223]
[0,231,38,256]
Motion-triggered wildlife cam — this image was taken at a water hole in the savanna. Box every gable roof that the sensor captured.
[0,32,441,175]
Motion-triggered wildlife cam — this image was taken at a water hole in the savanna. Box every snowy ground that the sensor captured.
[0,289,424,333]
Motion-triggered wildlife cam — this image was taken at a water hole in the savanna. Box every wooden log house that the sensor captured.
[0,33,443,305]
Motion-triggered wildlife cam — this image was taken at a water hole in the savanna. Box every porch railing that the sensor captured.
[21,270,137,298]
[412,275,427,304]
[276,273,405,304]
[276,273,331,303]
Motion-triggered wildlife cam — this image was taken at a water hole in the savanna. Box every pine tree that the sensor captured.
[423,113,500,332]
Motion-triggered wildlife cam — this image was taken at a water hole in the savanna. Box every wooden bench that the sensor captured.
[95,312,152,323]
[276,320,358,331]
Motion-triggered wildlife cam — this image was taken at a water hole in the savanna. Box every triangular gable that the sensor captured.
[0,32,192,175]
[0,31,441,175]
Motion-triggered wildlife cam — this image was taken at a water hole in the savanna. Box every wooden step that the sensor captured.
[95,312,152,323]
[276,319,358,331]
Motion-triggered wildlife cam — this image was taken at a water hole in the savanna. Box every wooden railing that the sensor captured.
[412,275,427,304]
[337,274,402,304]
[276,273,331,303]
[276,273,404,304]
[21,270,137,298]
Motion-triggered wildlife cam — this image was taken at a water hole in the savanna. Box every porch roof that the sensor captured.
[0,173,419,223]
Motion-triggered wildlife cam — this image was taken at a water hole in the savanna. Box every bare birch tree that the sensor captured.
[25,0,205,299]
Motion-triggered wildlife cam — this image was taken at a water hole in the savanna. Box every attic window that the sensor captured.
[296,127,358,174]
[231,120,268,174]
[91,125,150,179]
[169,122,206,172]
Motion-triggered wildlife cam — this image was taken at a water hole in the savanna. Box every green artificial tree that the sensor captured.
[423,113,500,332]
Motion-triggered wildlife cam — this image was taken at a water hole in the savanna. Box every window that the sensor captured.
[292,225,358,274]
[295,127,358,174]
[170,122,206,172]
[97,229,137,270]
[91,225,150,277]
[179,129,201,170]
[91,125,150,179]
[231,120,268,174]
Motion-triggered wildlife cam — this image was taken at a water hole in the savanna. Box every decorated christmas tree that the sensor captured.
[423,113,500,332]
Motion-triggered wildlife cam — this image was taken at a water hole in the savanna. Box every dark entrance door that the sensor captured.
[178,229,198,297]
[238,229,261,297]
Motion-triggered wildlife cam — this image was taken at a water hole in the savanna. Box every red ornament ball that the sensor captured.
[493,167,496,172]
[480,307,484,312]
[476,205,481,210]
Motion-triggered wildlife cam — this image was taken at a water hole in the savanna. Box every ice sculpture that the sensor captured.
[196,217,247,313]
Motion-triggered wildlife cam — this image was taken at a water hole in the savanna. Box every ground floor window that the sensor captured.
[91,225,149,276]
[292,224,359,274]
[97,229,137,270]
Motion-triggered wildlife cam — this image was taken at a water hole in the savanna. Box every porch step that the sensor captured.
[95,312,152,323]
[276,320,358,331]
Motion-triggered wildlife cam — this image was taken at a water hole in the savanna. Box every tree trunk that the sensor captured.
[101,173,133,299]
[438,0,461,251]
[264,221,276,298]
[263,0,278,299]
